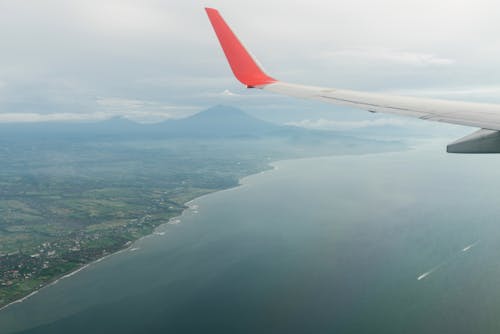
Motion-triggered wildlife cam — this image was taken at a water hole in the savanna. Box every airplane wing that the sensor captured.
[205,7,500,153]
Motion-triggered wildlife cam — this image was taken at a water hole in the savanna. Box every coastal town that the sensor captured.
[0,209,185,307]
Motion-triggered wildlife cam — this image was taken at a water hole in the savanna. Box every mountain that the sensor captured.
[148,105,281,138]
[0,105,335,141]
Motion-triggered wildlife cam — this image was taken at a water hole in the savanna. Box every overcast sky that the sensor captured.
[1,0,500,129]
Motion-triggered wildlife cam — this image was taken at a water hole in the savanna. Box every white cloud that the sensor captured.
[96,97,160,110]
[72,1,174,36]
[0,0,500,123]
[320,48,454,67]
[221,89,239,97]
[0,110,177,124]
[286,118,408,131]
[0,97,199,123]
[135,76,235,89]
[95,97,199,122]
[0,112,109,123]
[388,85,500,100]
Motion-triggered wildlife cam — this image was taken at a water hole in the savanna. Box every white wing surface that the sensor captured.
[205,8,500,153]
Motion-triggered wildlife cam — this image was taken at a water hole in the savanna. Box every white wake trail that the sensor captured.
[417,265,442,281]
[462,240,480,252]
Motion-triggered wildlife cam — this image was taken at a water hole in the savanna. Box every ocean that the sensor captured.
[2,140,500,333]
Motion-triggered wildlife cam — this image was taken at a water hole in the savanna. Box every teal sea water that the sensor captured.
[3,141,500,333]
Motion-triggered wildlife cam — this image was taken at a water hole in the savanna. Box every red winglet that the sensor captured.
[205,8,277,88]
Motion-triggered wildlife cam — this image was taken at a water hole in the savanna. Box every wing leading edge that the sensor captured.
[205,7,500,153]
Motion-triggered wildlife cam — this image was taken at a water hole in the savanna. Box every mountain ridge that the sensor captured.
[0,105,339,140]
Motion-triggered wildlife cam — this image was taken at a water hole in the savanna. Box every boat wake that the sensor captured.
[417,265,441,281]
[462,240,480,252]
[417,240,480,281]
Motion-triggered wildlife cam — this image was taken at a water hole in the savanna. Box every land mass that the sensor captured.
[0,105,405,308]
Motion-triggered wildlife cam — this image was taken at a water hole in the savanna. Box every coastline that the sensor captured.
[0,144,409,312]
[0,163,278,313]
[0,235,142,313]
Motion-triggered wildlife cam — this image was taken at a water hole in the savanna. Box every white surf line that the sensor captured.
[0,290,40,311]
[462,240,480,252]
[0,244,135,312]
[168,218,181,225]
[1,174,236,312]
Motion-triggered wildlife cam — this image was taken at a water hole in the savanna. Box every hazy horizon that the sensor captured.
[2,1,500,130]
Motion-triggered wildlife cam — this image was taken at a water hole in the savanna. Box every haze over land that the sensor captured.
[0,105,403,309]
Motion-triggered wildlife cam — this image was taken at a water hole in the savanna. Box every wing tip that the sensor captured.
[205,7,277,87]
[205,7,218,14]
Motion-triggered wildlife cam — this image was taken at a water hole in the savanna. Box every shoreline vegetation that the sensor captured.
[0,157,274,312]
[0,191,218,310]
[0,164,277,311]
[0,188,226,310]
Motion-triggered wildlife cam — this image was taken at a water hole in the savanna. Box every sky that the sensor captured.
[1,0,500,131]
